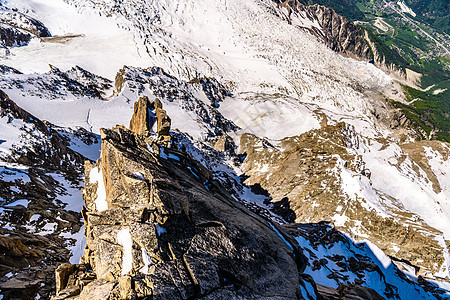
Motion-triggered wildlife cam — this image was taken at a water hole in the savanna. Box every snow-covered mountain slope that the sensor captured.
[0,89,100,298]
[0,0,449,298]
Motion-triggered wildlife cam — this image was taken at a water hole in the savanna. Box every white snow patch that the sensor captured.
[139,248,153,275]
[89,167,108,212]
[134,172,145,181]
[365,240,392,269]
[117,228,133,276]
[60,225,86,264]
[332,213,349,227]
[30,214,41,222]
[35,222,58,236]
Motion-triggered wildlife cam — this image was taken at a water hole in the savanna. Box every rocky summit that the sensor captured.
[50,100,445,300]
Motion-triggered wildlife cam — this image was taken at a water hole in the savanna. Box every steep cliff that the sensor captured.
[274,1,408,77]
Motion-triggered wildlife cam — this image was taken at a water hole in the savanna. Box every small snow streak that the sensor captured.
[89,167,108,212]
[117,228,133,275]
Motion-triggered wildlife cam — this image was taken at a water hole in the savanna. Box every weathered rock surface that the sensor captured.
[276,1,372,60]
[0,65,112,100]
[59,125,305,299]
[0,24,31,49]
[273,1,407,76]
[155,98,171,145]
[0,8,50,50]
[129,95,152,136]
[239,121,450,278]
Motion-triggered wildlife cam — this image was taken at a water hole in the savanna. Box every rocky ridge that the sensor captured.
[0,6,50,53]
[0,65,112,100]
[238,121,450,276]
[54,100,307,299]
[51,97,447,300]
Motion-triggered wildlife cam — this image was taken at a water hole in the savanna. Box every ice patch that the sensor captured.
[154,223,167,237]
[4,199,29,208]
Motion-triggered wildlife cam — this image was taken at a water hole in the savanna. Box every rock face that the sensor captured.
[276,1,372,60]
[0,8,50,50]
[0,65,112,100]
[274,1,407,76]
[0,25,31,49]
[129,96,152,136]
[56,124,306,299]
[154,98,171,145]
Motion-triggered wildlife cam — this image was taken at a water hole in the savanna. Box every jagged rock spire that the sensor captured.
[129,96,171,146]
[154,98,171,146]
[129,96,151,136]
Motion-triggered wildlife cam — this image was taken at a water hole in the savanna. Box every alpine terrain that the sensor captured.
[0,0,449,299]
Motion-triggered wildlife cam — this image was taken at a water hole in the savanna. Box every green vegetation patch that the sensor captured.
[393,85,450,142]
[300,0,366,21]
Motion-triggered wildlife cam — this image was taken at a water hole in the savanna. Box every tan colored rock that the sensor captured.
[76,280,116,300]
[156,107,171,145]
[55,263,76,294]
[213,135,234,152]
[239,123,448,275]
[154,97,163,109]
[77,125,304,299]
[129,96,151,136]
[119,275,133,299]
[52,286,81,300]
[0,235,40,259]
